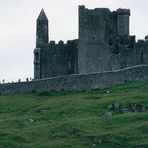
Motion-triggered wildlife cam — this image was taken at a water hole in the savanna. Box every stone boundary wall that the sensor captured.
[0,65,148,95]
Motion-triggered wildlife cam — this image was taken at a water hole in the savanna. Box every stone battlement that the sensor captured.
[79,5,130,15]
[116,8,130,15]
[34,6,148,80]
[48,40,78,46]
[79,5,110,12]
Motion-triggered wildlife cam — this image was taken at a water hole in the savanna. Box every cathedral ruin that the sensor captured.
[34,6,148,79]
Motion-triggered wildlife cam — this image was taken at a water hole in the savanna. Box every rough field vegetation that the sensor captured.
[0,82,148,148]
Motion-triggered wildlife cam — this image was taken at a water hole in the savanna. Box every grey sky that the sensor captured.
[0,0,148,82]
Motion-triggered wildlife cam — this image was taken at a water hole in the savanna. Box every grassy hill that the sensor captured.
[0,82,148,148]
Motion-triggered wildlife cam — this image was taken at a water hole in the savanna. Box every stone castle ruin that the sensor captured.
[34,6,148,79]
[0,6,148,95]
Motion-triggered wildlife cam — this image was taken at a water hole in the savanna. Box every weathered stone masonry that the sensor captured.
[34,9,78,79]
[34,6,148,79]
[0,6,147,95]
[0,65,148,95]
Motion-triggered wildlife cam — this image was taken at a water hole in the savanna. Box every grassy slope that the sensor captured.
[0,82,148,148]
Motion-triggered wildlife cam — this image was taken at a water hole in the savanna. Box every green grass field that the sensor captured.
[0,82,148,148]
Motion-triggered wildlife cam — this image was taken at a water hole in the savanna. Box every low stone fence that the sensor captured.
[0,65,148,95]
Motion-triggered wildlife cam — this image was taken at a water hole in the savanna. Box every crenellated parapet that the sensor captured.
[116,8,130,15]
[34,6,147,80]
[37,39,78,79]
[116,9,130,37]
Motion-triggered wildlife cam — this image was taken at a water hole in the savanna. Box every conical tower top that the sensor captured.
[37,9,48,20]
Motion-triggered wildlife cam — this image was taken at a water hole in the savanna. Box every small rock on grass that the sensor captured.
[105,112,112,117]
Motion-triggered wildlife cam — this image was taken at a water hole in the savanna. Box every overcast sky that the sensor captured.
[0,0,148,82]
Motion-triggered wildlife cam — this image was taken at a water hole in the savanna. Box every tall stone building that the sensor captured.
[34,6,148,79]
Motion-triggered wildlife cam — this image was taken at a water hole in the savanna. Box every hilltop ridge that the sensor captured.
[0,82,147,147]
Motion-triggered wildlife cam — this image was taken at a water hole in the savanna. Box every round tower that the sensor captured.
[36,9,49,48]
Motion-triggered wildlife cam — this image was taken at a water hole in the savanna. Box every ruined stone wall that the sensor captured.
[116,9,130,36]
[144,41,148,65]
[0,65,147,95]
[78,6,135,74]
[78,6,113,73]
[39,40,78,79]
[135,38,148,65]
[34,6,147,80]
